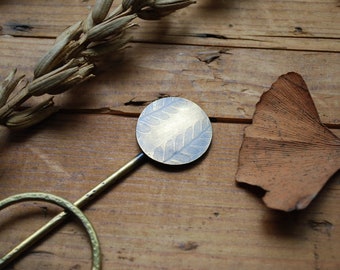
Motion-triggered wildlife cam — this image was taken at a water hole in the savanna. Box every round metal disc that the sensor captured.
[136,97,212,165]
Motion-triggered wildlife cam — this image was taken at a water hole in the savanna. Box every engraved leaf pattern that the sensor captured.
[137,97,181,134]
[160,117,211,164]
[137,97,212,165]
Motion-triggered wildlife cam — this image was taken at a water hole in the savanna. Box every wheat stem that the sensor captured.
[0,0,195,129]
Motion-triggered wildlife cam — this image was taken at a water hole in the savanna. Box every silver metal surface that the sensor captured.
[136,97,212,165]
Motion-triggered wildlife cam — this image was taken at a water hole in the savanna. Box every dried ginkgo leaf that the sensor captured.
[235,72,340,211]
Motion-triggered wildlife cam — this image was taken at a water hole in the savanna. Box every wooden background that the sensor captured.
[0,0,339,269]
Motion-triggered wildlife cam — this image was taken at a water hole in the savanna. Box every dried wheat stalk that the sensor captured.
[0,0,195,129]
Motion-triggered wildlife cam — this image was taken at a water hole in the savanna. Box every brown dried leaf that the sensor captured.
[235,72,340,211]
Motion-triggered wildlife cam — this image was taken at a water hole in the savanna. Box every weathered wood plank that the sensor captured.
[0,36,339,126]
[0,0,339,51]
[0,1,339,269]
[0,114,339,269]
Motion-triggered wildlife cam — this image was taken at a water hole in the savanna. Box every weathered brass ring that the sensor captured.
[0,192,101,270]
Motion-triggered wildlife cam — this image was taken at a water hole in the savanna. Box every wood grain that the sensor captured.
[0,115,339,270]
[0,0,339,269]
[0,0,339,51]
[0,36,339,126]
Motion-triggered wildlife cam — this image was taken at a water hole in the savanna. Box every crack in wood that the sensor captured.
[192,33,228,40]
[57,108,340,129]
[308,220,333,237]
[6,22,34,32]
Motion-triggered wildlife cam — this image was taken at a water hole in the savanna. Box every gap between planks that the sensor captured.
[57,108,340,129]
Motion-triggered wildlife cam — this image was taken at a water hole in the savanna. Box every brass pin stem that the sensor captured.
[0,153,146,269]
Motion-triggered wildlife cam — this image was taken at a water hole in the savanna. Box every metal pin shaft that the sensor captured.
[0,152,146,269]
